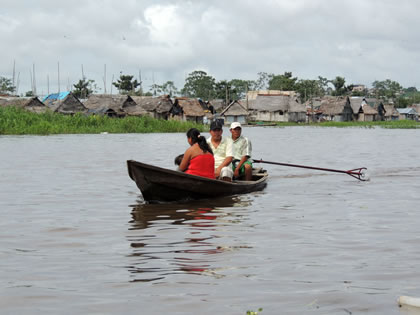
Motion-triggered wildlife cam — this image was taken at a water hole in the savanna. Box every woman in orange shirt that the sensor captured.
[179,128,215,179]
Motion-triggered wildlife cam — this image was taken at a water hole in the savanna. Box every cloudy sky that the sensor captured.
[1,0,419,96]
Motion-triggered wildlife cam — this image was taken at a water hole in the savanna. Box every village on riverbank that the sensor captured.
[1,89,419,128]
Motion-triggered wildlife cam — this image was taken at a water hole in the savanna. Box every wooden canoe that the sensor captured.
[127,160,268,203]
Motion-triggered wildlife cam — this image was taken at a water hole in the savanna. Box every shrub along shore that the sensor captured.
[0,106,206,135]
[0,106,419,135]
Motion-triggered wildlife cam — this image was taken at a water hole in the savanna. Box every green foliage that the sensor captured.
[331,76,347,96]
[268,72,297,91]
[113,74,140,94]
[73,78,97,98]
[0,106,205,135]
[161,81,178,96]
[181,70,216,99]
[313,120,420,128]
[295,79,324,102]
[149,81,178,97]
[246,308,263,315]
[0,76,16,94]
[251,72,273,90]
[372,79,403,99]
[25,90,34,97]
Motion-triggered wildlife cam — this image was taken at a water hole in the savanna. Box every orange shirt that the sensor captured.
[185,153,215,179]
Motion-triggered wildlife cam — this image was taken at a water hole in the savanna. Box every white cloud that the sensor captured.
[1,0,420,95]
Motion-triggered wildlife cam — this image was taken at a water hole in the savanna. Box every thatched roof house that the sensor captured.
[207,99,226,113]
[131,95,172,119]
[84,94,138,117]
[0,96,47,113]
[246,90,297,100]
[219,100,249,125]
[384,104,399,121]
[43,92,86,115]
[318,96,353,122]
[170,97,205,123]
[247,94,306,122]
[349,97,380,121]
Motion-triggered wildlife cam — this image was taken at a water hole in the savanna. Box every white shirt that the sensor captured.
[232,136,252,160]
[207,137,233,169]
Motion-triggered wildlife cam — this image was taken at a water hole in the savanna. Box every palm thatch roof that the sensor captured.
[248,94,301,112]
[131,95,172,114]
[43,92,86,114]
[349,97,379,114]
[208,99,225,112]
[220,100,248,116]
[246,90,297,100]
[84,94,138,116]
[172,97,205,116]
[384,105,399,118]
[360,104,378,115]
[318,96,350,115]
[0,96,47,113]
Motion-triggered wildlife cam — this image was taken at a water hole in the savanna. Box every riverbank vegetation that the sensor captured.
[249,120,420,128]
[310,120,420,128]
[0,106,205,135]
[252,120,420,129]
[1,107,419,135]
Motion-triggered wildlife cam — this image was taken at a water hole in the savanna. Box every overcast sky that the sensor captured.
[1,0,420,96]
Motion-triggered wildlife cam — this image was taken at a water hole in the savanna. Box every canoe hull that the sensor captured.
[127,160,268,203]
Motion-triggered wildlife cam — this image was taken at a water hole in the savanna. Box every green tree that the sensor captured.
[268,72,298,91]
[25,90,34,97]
[113,74,140,94]
[331,76,347,96]
[251,72,273,90]
[372,79,403,99]
[181,70,216,99]
[317,76,329,94]
[229,79,253,99]
[0,76,15,94]
[295,79,324,102]
[161,81,178,97]
[149,83,163,96]
[214,80,230,100]
[73,78,97,98]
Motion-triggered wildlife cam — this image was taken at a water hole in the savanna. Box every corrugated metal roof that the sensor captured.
[397,108,417,114]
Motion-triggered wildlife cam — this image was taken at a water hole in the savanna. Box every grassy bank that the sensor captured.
[0,106,206,135]
[251,120,420,129]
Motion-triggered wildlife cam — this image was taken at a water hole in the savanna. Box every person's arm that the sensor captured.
[179,148,193,172]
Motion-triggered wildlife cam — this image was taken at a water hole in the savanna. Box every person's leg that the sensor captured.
[244,163,253,181]
[220,166,233,182]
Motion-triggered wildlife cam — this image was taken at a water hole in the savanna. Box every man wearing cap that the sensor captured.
[230,122,253,181]
[207,121,234,181]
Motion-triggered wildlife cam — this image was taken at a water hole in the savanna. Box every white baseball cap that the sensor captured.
[230,122,242,129]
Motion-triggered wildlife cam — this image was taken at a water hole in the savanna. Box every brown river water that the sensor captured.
[1,127,420,314]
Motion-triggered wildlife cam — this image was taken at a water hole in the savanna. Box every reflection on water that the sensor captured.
[127,196,252,282]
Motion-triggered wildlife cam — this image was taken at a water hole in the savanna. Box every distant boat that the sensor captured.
[127,160,268,203]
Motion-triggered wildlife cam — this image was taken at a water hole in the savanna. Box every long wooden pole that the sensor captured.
[253,159,368,181]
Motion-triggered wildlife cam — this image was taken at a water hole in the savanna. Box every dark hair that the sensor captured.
[174,154,184,166]
[186,128,213,154]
